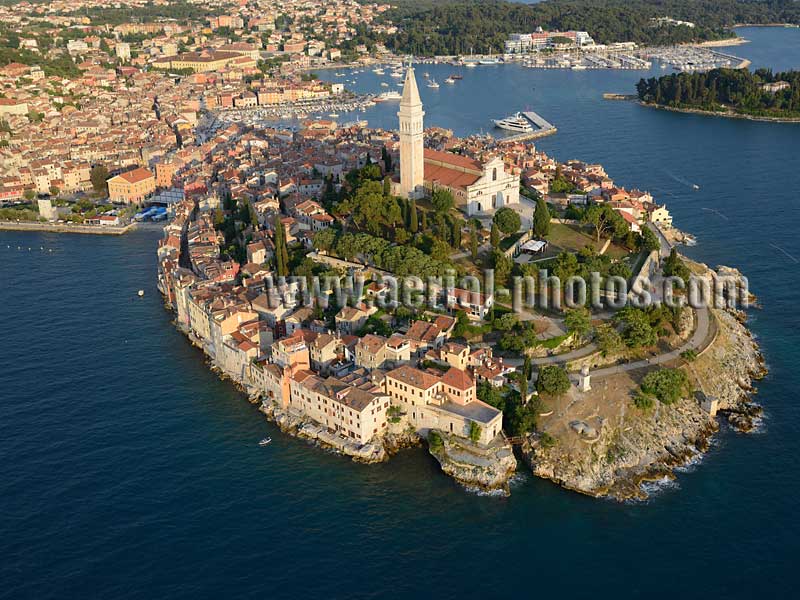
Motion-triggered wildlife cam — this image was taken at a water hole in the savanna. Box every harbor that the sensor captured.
[496,110,557,143]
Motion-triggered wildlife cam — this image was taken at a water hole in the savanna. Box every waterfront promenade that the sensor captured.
[0,221,135,235]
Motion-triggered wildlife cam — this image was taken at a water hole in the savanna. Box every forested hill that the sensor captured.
[373,0,800,56]
[636,68,800,119]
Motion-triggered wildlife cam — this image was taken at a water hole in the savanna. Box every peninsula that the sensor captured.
[156,65,765,500]
[636,67,800,121]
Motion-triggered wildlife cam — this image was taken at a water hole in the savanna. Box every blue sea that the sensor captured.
[1,27,798,599]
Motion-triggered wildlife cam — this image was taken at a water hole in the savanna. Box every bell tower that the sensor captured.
[398,63,425,199]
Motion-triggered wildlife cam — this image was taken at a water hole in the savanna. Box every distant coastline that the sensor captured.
[638,102,800,124]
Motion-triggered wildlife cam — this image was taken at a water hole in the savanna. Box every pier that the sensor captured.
[497,110,557,143]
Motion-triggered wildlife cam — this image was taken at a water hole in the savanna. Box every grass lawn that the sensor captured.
[547,223,630,259]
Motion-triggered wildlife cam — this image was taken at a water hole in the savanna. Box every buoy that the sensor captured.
[138,290,145,297]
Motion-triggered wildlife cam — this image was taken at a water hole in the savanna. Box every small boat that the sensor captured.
[445,76,455,84]
[259,437,272,446]
[426,79,440,88]
[380,82,389,87]
[464,61,478,68]
[137,290,145,297]
[329,113,339,118]
[423,71,430,77]
[571,64,587,70]
[390,70,403,78]
[692,184,700,190]
[450,74,463,80]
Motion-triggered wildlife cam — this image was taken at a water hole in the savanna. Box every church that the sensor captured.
[394,65,520,216]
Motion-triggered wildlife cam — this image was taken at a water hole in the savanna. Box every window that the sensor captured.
[492,168,497,181]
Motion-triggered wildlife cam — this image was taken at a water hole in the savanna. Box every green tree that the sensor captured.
[469,421,482,443]
[408,199,418,233]
[493,206,521,235]
[273,213,289,276]
[90,165,109,195]
[640,368,690,405]
[533,196,551,238]
[431,188,454,213]
[490,223,500,248]
[595,323,624,356]
[536,366,571,396]
[564,307,592,340]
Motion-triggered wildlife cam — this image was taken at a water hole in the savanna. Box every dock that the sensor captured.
[497,110,557,143]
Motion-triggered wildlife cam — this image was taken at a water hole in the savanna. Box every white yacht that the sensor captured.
[492,112,533,133]
[427,79,440,88]
[390,70,403,78]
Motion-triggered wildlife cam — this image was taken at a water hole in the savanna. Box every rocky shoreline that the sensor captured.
[640,101,800,124]
[428,433,518,495]
[520,288,766,501]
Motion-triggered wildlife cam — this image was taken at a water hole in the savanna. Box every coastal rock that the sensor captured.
[519,270,764,500]
[428,432,517,495]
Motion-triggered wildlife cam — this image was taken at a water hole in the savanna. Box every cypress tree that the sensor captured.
[533,196,551,238]
[410,200,419,233]
[490,223,500,248]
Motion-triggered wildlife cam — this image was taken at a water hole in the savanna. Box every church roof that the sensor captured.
[423,149,482,190]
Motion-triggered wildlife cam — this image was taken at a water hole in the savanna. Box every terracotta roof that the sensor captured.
[116,167,153,184]
[386,365,440,390]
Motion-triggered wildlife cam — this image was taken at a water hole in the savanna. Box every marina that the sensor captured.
[496,110,557,143]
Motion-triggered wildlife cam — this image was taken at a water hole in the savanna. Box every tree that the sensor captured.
[640,368,690,405]
[536,366,571,396]
[273,213,289,276]
[492,249,513,287]
[564,307,592,340]
[490,223,500,248]
[469,221,479,260]
[595,323,623,356]
[383,176,392,198]
[582,204,628,243]
[614,306,657,348]
[533,196,551,238]
[90,165,109,195]
[493,312,518,331]
[469,421,482,443]
[408,199,418,233]
[493,207,521,235]
[431,188,454,213]
[23,189,36,201]
[313,227,337,253]
[639,226,660,253]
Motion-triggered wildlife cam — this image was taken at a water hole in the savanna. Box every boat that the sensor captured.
[692,184,700,190]
[137,290,145,297]
[259,437,272,446]
[380,82,389,87]
[426,79,439,88]
[375,91,402,102]
[445,76,455,84]
[450,74,463,80]
[423,71,430,78]
[328,113,339,118]
[492,112,533,133]
[390,70,403,78]
[478,58,500,65]
[464,61,478,68]
[571,64,587,70]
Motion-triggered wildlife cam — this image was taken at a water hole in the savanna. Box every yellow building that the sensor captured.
[107,167,156,204]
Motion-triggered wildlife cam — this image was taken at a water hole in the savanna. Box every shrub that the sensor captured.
[536,366,571,396]
[640,368,689,405]
[428,430,444,451]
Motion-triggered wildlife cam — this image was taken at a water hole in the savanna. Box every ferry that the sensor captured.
[374,91,402,102]
[492,112,533,133]
[426,79,440,88]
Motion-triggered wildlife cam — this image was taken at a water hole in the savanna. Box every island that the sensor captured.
[636,67,800,122]
[156,65,765,500]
